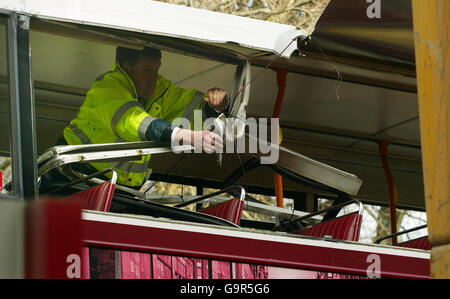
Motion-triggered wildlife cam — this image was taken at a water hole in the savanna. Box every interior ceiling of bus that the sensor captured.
[1,0,423,209]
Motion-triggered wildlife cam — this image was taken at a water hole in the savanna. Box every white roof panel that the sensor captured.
[1,0,307,58]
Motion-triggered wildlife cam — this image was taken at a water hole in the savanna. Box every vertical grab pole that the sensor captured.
[379,141,398,245]
[273,68,288,208]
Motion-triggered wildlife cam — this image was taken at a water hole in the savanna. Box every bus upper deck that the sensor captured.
[0,0,430,279]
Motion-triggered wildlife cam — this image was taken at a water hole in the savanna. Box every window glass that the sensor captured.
[86,248,368,279]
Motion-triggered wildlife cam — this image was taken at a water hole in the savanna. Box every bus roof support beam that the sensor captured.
[7,13,38,200]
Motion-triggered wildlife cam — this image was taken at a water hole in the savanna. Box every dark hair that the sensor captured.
[116,46,162,67]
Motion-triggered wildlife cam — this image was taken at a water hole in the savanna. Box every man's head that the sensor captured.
[116,47,162,100]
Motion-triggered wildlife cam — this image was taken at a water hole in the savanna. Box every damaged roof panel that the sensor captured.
[1,0,308,58]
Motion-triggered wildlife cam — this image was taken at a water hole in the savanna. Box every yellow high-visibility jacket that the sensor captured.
[63,62,208,187]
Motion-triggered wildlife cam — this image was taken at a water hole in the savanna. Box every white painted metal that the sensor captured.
[229,61,252,141]
[37,141,194,176]
[38,137,362,196]
[0,0,306,58]
[247,134,363,196]
[82,210,431,259]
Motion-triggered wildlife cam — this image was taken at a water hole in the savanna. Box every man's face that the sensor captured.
[123,54,161,100]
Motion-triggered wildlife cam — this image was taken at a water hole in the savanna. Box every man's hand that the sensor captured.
[204,87,229,111]
[174,128,223,153]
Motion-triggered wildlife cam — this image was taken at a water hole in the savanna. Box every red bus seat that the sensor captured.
[61,168,117,212]
[63,170,117,279]
[65,181,116,212]
[121,197,245,279]
[375,225,430,250]
[295,211,363,242]
[196,197,245,280]
[397,236,431,250]
[199,198,244,225]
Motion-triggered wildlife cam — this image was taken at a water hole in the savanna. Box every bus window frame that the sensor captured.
[1,10,38,200]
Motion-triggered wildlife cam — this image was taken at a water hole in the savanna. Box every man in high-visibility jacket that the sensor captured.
[61,47,228,188]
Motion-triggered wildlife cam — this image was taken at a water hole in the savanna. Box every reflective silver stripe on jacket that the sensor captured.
[70,123,92,144]
[138,116,157,141]
[111,101,143,138]
[183,91,205,121]
[108,160,149,173]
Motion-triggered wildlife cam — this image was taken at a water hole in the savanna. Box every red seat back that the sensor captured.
[66,181,115,212]
[68,181,116,279]
[199,198,244,225]
[397,236,431,250]
[119,198,244,279]
[295,212,362,242]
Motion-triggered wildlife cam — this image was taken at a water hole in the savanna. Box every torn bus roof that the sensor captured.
[1,0,308,58]
[37,140,363,197]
